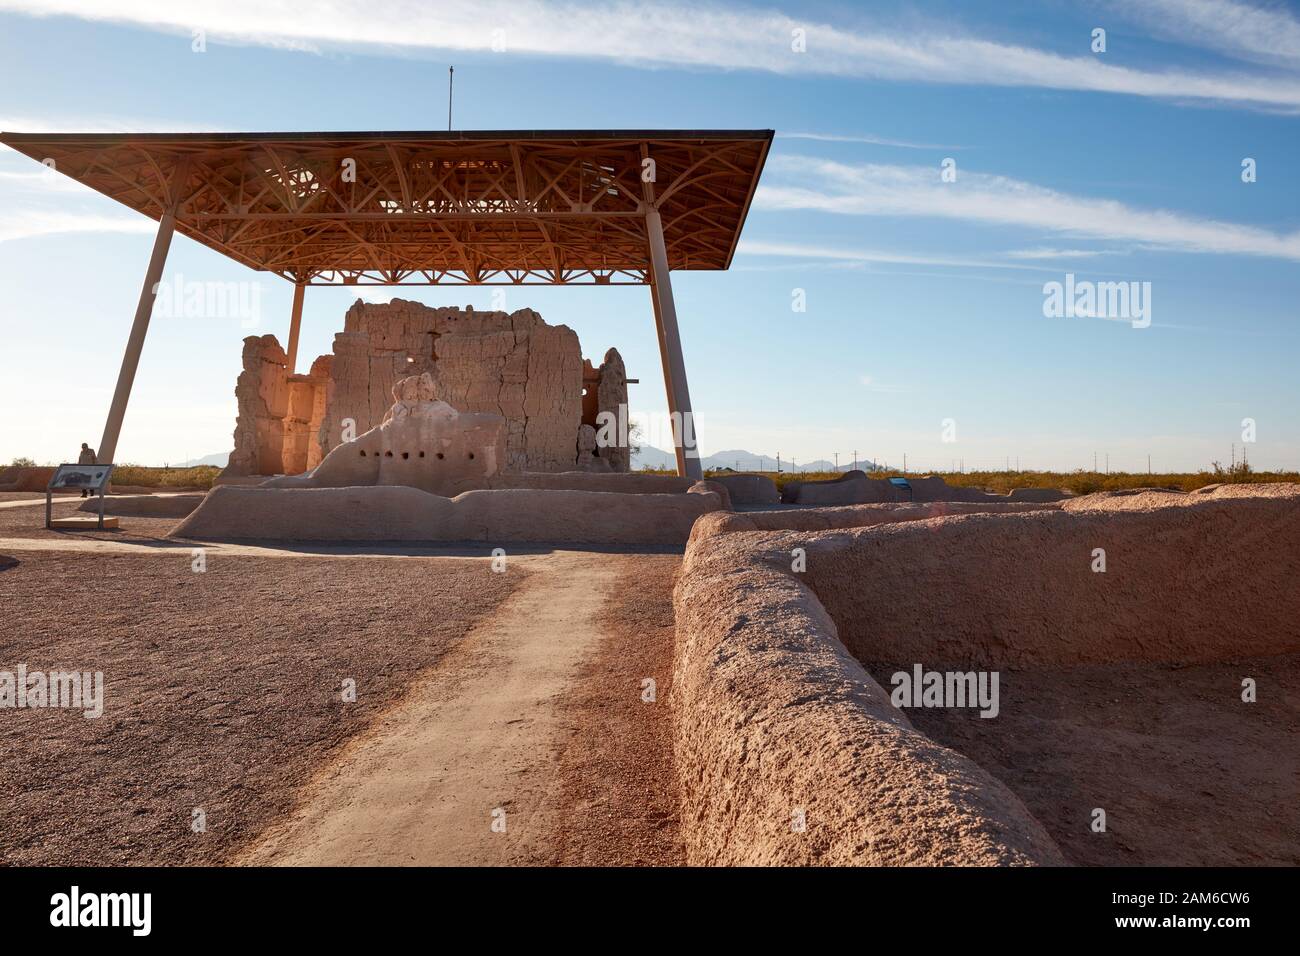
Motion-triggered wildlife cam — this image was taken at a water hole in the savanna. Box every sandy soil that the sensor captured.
[239,550,626,865]
[0,498,180,542]
[548,554,685,866]
[895,655,1300,866]
[236,550,686,866]
[0,550,515,865]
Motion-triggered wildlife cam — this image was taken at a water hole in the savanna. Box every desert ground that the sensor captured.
[0,495,682,866]
[1,487,1296,867]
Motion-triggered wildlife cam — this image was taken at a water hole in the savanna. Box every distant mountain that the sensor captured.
[632,445,877,474]
[174,452,230,468]
[630,444,677,471]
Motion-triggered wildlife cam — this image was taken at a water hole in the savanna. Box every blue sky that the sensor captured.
[1,0,1297,471]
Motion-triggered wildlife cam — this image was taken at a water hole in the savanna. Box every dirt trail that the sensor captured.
[238,550,621,866]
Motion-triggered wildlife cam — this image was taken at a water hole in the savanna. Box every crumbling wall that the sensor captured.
[229,300,630,477]
[265,373,508,498]
[595,347,630,473]
[226,335,330,477]
[318,300,605,473]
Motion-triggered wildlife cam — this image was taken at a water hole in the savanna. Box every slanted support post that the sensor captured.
[285,280,306,373]
[645,206,702,480]
[97,208,177,464]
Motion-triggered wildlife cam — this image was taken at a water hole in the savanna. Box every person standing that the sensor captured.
[77,442,96,497]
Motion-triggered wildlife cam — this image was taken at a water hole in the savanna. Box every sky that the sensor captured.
[1,0,1297,473]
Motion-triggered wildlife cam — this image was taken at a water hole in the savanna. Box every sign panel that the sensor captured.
[47,463,114,491]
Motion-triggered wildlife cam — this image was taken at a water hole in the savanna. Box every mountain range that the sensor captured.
[631,445,877,474]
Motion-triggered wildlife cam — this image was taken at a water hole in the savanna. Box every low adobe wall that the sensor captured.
[674,517,1065,865]
[708,473,780,506]
[807,485,1300,669]
[0,466,57,492]
[171,485,723,546]
[688,500,1058,543]
[783,471,1069,506]
[78,494,204,518]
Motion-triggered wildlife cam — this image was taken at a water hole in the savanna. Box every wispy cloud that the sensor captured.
[859,375,910,394]
[1113,0,1300,69]
[3,0,1300,110]
[757,156,1300,262]
[0,209,154,243]
[1006,247,1119,259]
[738,238,1055,271]
[778,131,960,150]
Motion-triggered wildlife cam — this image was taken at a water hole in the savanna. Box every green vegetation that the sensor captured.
[109,464,222,490]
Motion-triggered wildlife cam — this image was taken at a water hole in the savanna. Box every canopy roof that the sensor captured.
[0,129,772,285]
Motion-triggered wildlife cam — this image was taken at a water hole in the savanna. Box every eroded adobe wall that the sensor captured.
[317,300,627,474]
[226,336,331,477]
[803,484,1300,670]
[673,516,1066,866]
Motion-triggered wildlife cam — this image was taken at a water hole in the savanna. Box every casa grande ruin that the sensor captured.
[0,129,773,490]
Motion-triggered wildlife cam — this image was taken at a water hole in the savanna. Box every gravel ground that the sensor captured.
[549,553,685,865]
[0,502,180,542]
[0,549,516,865]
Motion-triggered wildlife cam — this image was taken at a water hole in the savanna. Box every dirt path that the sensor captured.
[238,550,623,866]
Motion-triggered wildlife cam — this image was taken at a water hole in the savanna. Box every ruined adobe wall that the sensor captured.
[225,336,329,477]
[673,516,1066,866]
[802,484,1300,670]
[317,300,629,474]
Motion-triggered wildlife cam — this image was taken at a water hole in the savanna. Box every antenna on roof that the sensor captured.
[448,66,454,131]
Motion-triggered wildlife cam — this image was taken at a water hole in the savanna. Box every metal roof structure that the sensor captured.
[1,129,774,477]
[0,129,772,285]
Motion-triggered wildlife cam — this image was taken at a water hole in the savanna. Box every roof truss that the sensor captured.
[0,130,772,285]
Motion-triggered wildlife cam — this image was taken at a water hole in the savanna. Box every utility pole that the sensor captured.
[834,452,839,470]
[853,449,858,470]
[777,452,781,473]
[1148,454,1151,475]
[448,66,454,130]
[1094,451,1098,472]
[1105,453,1109,475]
[903,453,907,474]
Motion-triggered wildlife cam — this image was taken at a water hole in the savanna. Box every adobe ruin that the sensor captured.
[223,300,630,480]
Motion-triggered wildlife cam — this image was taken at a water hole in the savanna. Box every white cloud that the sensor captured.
[738,238,1054,271]
[0,209,155,243]
[778,131,960,150]
[1115,0,1300,69]
[1006,247,1117,259]
[756,156,1300,262]
[3,0,1300,109]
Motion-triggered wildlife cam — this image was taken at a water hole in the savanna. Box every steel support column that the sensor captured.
[645,207,702,480]
[97,209,177,464]
[285,281,306,373]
